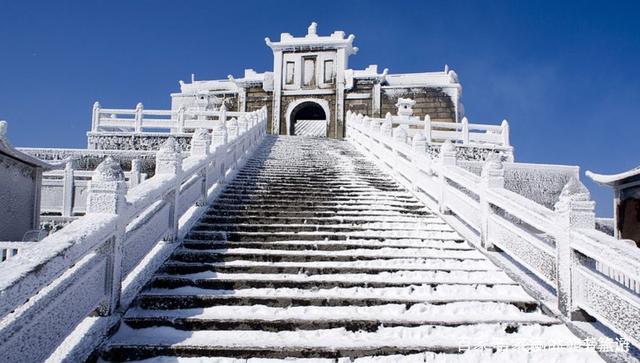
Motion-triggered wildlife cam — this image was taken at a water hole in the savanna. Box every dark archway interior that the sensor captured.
[290,102,326,135]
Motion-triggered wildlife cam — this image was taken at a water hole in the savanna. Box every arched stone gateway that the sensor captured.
[285,99,330,136]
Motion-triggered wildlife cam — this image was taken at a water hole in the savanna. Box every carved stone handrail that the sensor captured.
[0,106,268,362]
[346,110,640,349]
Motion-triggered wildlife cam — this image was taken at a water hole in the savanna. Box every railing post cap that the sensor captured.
[501,119,509,127]
[93,101,101,109]
[136,102,144,109]
[157,137,182,156]
[93,157,125,183]
[441,139,456,153]
[0,120,7,139]
[558,177,591,202]
[192,128,211,142]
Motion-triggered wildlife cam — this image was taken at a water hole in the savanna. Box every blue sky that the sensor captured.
[0,0,638,216]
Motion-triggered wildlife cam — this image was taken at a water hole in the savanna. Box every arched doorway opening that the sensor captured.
[288,101,328,136]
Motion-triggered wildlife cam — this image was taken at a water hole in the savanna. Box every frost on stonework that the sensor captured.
[558,176,591,202]
[191,128,210,143]
[157,137,182,158]
[93,156,125,183]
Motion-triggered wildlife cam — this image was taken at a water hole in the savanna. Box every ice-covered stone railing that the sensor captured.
[346,112,640,350]
[352,108,510,148]
[91,101,247,133]
[0,107,268,362]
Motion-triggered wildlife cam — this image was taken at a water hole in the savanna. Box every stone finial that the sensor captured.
[481,152,505,188]
[156,137,182,175]
[380,115,393,137]
[0,120,7,139]
[135,102,144,110]
[395,98,416,117]
[412,131,427,153]
[554,176,596,229]
[93,101,101,109]
[439,140,457,165]
[190,128,211,156]
[558,177,591,202]
[212,120,228,148]
[238,115,248,134]
[307,22,318,37]
[393,126,408,144]
[87,157,128,214]
[93,157,125,183]
[227,117,239,139]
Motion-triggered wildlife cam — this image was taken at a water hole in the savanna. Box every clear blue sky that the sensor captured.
[1,0,638,217]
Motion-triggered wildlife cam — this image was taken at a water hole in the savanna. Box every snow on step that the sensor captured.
[174,247,484,260]
[108,323,584,352]
[142,283,535,304]
[125,301,557,325]
[183,238,474,250]
[155,269,515,285]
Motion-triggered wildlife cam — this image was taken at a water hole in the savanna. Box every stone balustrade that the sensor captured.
[0,107,268,362]
[346,111,640,350]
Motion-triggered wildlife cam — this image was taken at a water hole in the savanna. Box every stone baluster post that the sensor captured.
[211,120,228,152]
[461,117,469,145]
[438,140,456,214]
[227,117,239,140]
[156,138,183,242]
[176,106,186,133]
[191,129,211,206]
[411,131,428,190]
[87,157,128,315]
[61,160,75,218]
[554,177,596,320]
[219,103,227,125]
[129,158,142,187]
[424,115,432,143]
[238,115,248,135]
[380,113,393,138]
[501,119,510,147]
[134,102,144,133]
[393,126,408,144]
[480,153,505,250]
[91,101,101,132]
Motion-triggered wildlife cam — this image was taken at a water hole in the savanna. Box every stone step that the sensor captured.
[216,194,419,203]
[101,323,582,361]
[148,269,515,290]
[198,215,444,226]
[181,239,471,251]
[170,247,484,263]
[134,283,538,310]
[122,302,557,331]
[158,258,502,275]
[203,209,433,218]
[185,230,462,242]
[190,223,453,234]
[207,204,428,213]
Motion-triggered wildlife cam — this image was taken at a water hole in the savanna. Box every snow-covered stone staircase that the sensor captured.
[99,136,599,362]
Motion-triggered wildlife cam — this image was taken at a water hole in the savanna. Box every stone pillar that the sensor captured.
[393,126,408,144]
[156,138,183,242]
[480,153,505,250]
[211,121,228,151]
[190,128,211,157]
[134,102,144,133]
[227,118,239,140]
[87,157,128,214]
[238,115,248,135]
[91,101,101,132]
[412,132,427,154]
[438,140,456,214]
[380,113,393,138]
[554,177,596,320]
[129,158,142,187]
[61,160,75,218]
[87,157,128,315]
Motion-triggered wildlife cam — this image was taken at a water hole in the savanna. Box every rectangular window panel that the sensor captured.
[303,57,316,87]
[324,60,334,83]
[285,62,295,85]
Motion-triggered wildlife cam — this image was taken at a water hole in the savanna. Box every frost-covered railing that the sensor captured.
[0,107,268,362]
[357,111,510,148]
[346,111,640,349]
[91,102,247,133]
[41,161,147,217]
[40,159,147,217]
[0,242,33,262]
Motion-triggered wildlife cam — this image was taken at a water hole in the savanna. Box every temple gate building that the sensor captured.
[170,22,463,138]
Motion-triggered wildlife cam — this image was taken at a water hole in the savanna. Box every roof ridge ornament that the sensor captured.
[307,22,318,37]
